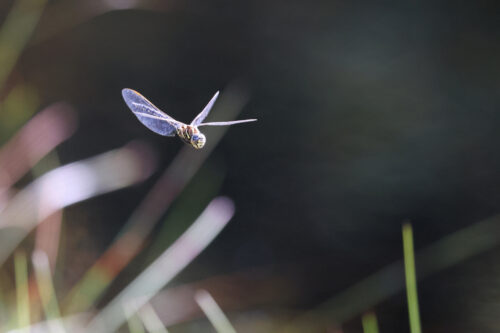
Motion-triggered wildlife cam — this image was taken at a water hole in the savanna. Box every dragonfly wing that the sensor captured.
[190,91,219,126]
[133,113,182,136]
[122,88,181,136]
[198,119,257,127]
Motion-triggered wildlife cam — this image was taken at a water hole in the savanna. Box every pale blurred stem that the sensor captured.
[0,143,155,267]
[137,303,169,333]
[402,223,422,333]
[0,103,76,194]
[126,315,146,333]
[0,0,49,90]
[14,250,30,329]
[35,211,63,273]
[195,290,237,333]
[85,197,235,332]
[32,251,62,321]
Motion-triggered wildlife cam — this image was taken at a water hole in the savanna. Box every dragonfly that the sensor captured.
[122,88,257,149]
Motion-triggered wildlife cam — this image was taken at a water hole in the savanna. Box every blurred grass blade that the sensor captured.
[402,223,421,333]
[0,0,48,89]
[283,215,500,331]
[144,164,225,263]
[0,103,77,199]
[0,142,156,265]
[150,270,296,327]
[361,312,379,333]
[32,250,65,333]
[279,261,403,333]
[137,303,169,333]
[86,196,235,333]
[14,251,29,330]
[65,86,249,313]
[195,289,237,333]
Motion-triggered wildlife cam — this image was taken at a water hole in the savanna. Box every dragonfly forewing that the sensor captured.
[122,88,181,136]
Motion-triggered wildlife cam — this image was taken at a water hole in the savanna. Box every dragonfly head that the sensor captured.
[191,132,206,149]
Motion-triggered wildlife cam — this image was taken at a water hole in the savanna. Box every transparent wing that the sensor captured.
[122,88,182,136]
[198,119,257,127]
[190,91,220,126]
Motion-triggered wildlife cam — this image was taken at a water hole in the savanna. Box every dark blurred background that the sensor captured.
[2,0,500,332]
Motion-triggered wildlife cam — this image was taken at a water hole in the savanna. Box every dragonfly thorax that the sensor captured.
[177,125,206,149]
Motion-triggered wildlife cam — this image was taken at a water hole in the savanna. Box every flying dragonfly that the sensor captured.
[122,88,257,149]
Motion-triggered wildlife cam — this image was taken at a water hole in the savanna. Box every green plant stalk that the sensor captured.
[14,251,30,329]
[361,311,379,333]
[402,223,422,333]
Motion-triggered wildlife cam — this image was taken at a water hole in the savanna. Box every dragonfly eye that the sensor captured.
[191,133,206,149]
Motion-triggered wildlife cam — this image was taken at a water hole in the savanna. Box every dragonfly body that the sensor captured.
[176,124,206,148]
[122,88,256,149]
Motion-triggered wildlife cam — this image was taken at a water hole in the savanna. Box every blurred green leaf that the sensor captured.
[361,311,379,333]
[0,0,48,88]
[0,84,39,142]
[14,250,29,330]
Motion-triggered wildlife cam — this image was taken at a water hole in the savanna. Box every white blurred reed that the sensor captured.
[87,196,235,332]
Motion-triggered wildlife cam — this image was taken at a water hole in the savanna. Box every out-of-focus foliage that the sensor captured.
[1,0,500,332]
